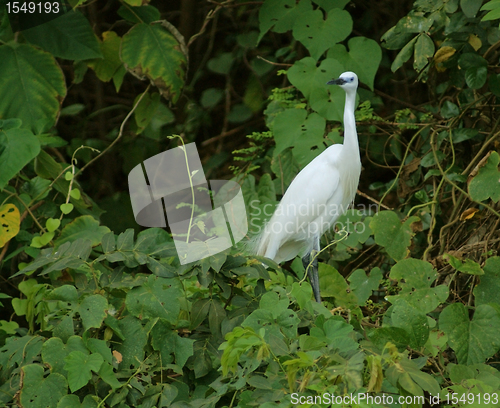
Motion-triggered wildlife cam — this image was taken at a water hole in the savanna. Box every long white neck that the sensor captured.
[342,90,360,165]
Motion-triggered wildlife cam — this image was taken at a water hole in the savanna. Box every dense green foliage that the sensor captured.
[1,0,500,407]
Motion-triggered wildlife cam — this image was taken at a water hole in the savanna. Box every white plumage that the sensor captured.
[252,71,362,302]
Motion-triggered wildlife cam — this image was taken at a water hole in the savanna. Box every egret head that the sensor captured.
[326,72,358,92]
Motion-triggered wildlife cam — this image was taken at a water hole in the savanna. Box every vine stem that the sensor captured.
[76,84,151,177]
[379,125,430,207]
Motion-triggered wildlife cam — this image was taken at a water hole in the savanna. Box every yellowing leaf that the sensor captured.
[468,34,482,51]
[434,46,456,72]
[0,204,20,247]
[460,207,479,221]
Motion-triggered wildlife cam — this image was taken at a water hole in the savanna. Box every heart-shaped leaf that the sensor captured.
[46,218,61,232]
[292,9,352,60]
[60,203,74,214]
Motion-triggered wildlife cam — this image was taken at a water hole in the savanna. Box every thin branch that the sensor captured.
[76,85,151,177]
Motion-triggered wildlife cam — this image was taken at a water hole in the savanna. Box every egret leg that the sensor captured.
[302,245,321,303]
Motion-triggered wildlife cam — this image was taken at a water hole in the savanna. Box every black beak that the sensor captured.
[326,78,345,85]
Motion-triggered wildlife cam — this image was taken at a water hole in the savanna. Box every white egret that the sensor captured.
[253,72,362,302]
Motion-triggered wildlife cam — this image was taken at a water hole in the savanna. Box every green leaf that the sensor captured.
[391,300,429,348]
[78,294,108,331]
[151,319,194,368]
[370,212,420,261]
[22,10,102,60]
[87,31,124,83]
[117,4,161,24]
[465,65,488,89]
[0,43,66,131]
[327,37,382,90]
[60,203,74,214]
[0,128,40,190]
[271,148,300,192]
[444,253,484,275]
[115,316,147,368]
[42,336,87,375]
[461,0,483,17]
[439,303,500,364]
[391,36,417,72]
[20,365,67,407]
[207,53,233,75]
[468,151,500,202]
[319,263,361,317]
[64,351,104,392]
[387,258,449,314]
[292,9,352,60]
[313,0,349,11]
[272,109,326,167]
[120,22,187,103]
[257,0,313,43]
[288,57,346,121]
[55,215,111,247]
[413,33,434,71]
[473,257,500,305]
[46,218,61,232]
[126,275,182,323]
[348,267,382,305]
[134,92,161,134]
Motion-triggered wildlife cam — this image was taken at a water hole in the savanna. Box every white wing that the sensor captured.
[255,145,345,262]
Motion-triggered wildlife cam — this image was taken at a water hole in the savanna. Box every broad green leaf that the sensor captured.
[369,326,411,351]
[98,362,122,389]
[78,294,108,331]
[473,257,500,305]
[288,57,347,121]
[387,258,449,313]
[461,0,483,17]
[292,9,352,60]
[413,33,434,71]
[466,65,488,89]
[22,10,102,60]
[445,253,484,275]
[0,128,40,190]
[87,31,125,85]
[20,364,67,407]
[0,204,20,247]
[348,267,382,305]
[271,148,300,192]
[64,351,104,392]
[55,215,111,247]
[0,335,44,372]
[0,43,66,131]
[370,212,420,261]
[391,300,429,348]
[42,336,87,375]
[313,0,349,11]
[439,303,500,364]
[468,151,500,202]
[391,36,417,72]
[126,275,181,323]
[207,52,233,75]
[115,316,148,368]
[319,263,362,318]
[151,319,194,368]
[327,37,382,90]
[120,22,187,103]
[117,4,160,24]
[272,109,326,167]
[134,92,161,134]
[257,0,313,43]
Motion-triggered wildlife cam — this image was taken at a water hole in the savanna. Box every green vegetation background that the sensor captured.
[1,0,500,406]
